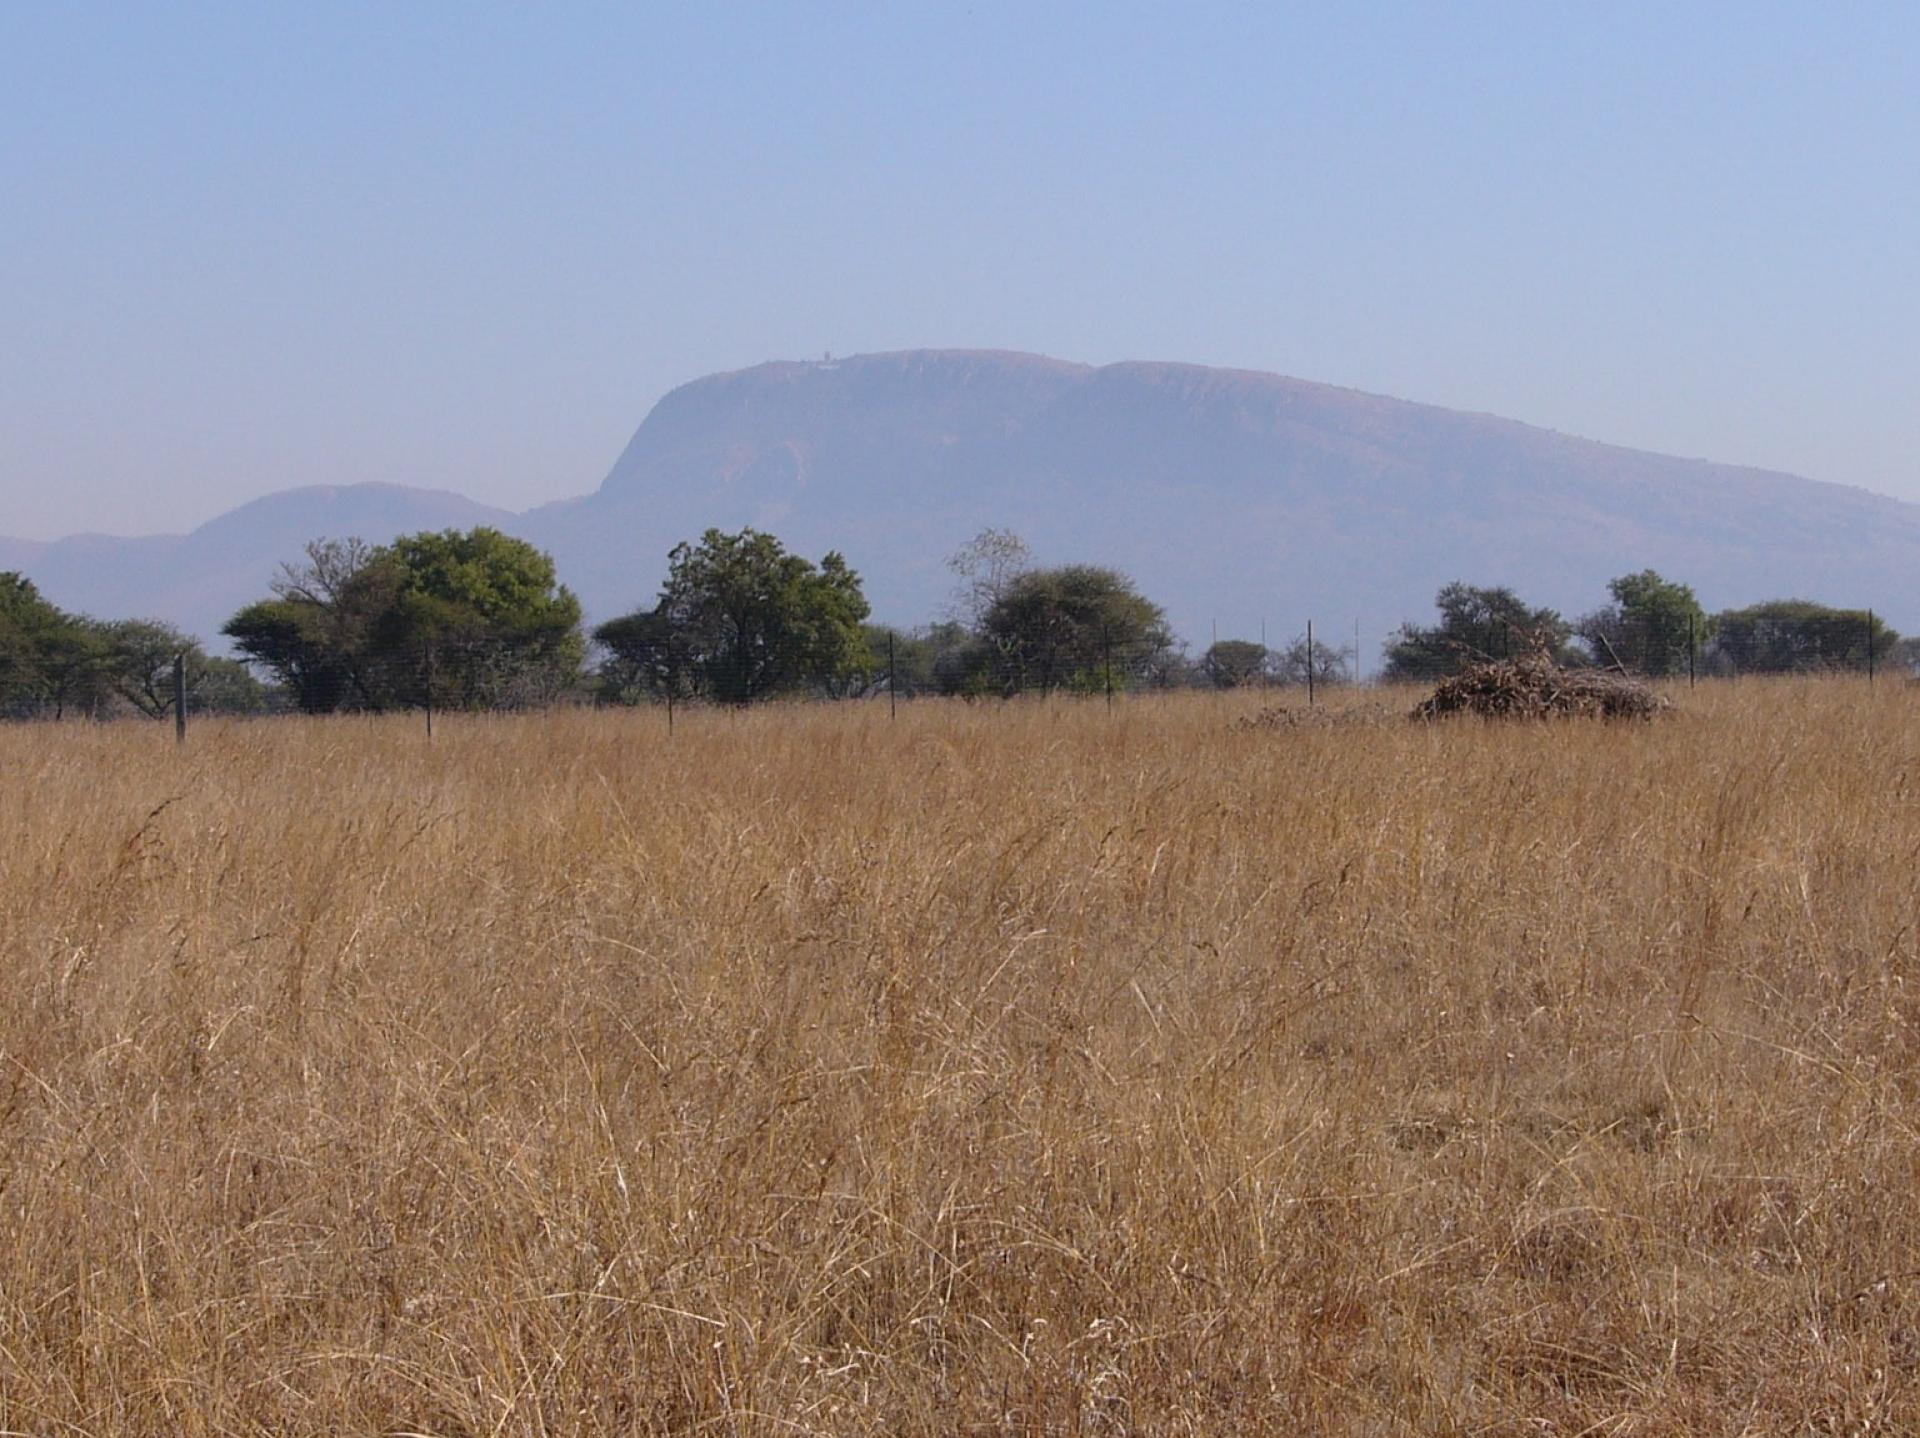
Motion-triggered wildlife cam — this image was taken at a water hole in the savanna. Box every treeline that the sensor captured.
[0,573,266,721]
[0,530,1909,721]
[1379,574,1904,681]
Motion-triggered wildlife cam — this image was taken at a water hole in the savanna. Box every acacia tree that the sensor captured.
[225,539,399,711]
[1383,583,1574,680]
[1708,600,1899,674]
[597,529,871,704]
[1578,570,1709,675]
[383,528,585,708]
[981,565,1172,695]
[1202,639,1268,688]
[0,573,111,719]
[592,607,698,706]
[226,529,583,711]
[96,619,269,718]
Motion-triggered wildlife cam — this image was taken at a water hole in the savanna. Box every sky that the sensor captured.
[3,3,1917,539]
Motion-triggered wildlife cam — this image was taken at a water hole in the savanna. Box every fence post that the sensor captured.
[173,653,187,746]
[1868,609,1876,686]
[1103,626,1114,711]
[1688,613,1696,689]
[889,629,898,720]
[1307,620,1315,707]
[424,642,435,741]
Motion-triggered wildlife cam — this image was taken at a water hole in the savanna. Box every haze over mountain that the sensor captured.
[9,349,1920,658]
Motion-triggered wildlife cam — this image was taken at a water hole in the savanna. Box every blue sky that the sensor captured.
[3,3,1917,537]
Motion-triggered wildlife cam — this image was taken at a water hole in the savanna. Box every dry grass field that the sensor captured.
[3,682,1918,1435]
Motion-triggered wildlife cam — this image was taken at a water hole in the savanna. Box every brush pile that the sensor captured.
[1413,653,1667,722]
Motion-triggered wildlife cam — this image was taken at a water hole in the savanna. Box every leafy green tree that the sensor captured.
[601,529,871,704]
[99,620,200,719]
[34,623,115,719]
[384,528,584,707]
[194,657,271,714]
[225,530,583,711]
[593,607,699,706]
[223,600,355,713]
[224,539,402,711]
[0,574,111,719]
[1578,570,1709,676]
[1383,583,1574,680]
[1709,600,1899,674]
[981,565,1172,695]
[1202,639,1268,688]
[856,624,928,699]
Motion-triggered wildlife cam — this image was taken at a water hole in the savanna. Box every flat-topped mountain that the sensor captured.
[9,349,1920,651]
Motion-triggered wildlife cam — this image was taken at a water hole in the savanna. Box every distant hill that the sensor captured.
[9,350,1920,656]
[6,485,513,644]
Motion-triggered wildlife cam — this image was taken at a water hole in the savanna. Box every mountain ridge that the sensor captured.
[6,349,1918,651]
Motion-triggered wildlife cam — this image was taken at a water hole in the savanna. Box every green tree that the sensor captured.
[601,529,871,705]
[384,528,585,708]
[1202,639,1268,688]
[0,574,111,719]
[1708,600,1899,674]
[224,538,402,711]
[194,656,271,715]
[981,565,1173,695]
[1578,570,1709,676]
[223,600,355,713]
[1383,583,1574,681]
[99,620,201,719]
[593,607,699,706]
[225,530,583,712]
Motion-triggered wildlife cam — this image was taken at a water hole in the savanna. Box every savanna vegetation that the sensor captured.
[1,520,1909,723]
[2,679,1918,1432]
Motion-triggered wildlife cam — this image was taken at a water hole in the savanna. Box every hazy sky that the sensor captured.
[4,3,1917,539]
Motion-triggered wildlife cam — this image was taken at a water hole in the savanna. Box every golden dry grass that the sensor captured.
[2,682,1918,1434]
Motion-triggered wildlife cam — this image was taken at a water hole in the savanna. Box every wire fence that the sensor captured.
[4,606,1912,738]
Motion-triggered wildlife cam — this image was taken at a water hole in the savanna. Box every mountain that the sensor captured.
[8,349,1920,655]
[6,484,514,644]
[522,349,1920,645]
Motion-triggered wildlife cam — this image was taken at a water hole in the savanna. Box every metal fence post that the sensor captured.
[173,653,187,745]
[889,629,898,720]
[1307,619,1315,707]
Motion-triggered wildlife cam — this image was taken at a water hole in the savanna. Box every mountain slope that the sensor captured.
[525,350,1920,644]
[8,350,1919,653]
[11,484,514,643]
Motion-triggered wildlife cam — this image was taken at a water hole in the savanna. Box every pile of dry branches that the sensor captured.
[1413,653,1668,721]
